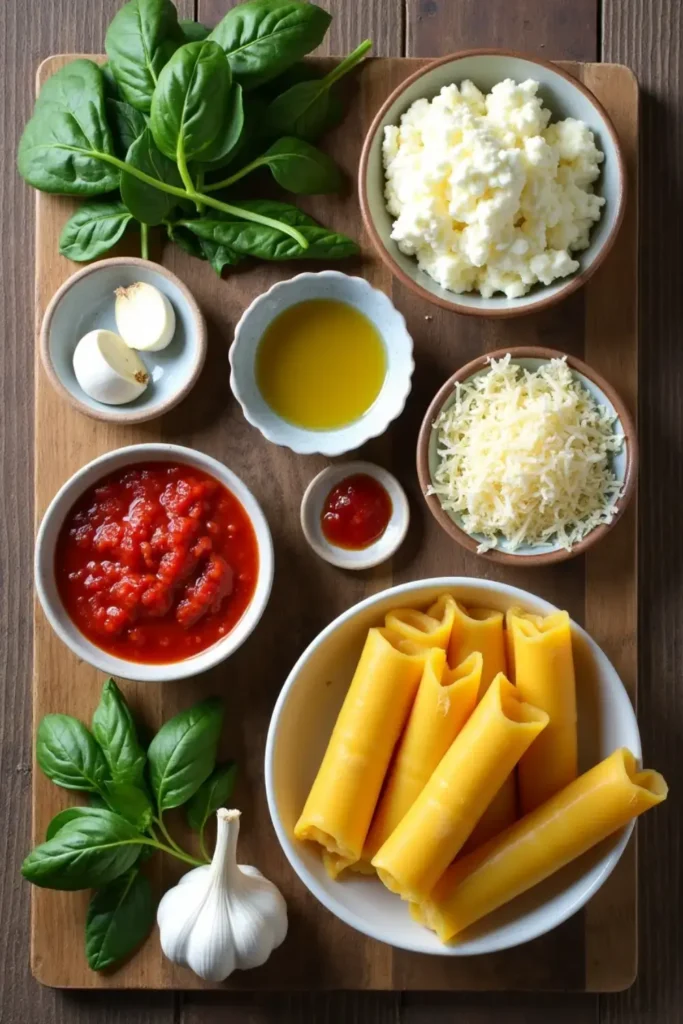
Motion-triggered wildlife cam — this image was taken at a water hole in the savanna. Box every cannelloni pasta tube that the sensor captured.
[448,602,506,696]
[294,627,426,876]
[361,648,482,865]
[385,593,457,651]
[414,748,668,942]
[371,674,548,903]
[509,610,578,812]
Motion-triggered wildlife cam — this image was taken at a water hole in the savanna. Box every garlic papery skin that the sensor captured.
[115,281,176,352]
[156,809,288,982]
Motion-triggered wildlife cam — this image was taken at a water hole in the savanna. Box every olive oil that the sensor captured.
[256,299,386,430]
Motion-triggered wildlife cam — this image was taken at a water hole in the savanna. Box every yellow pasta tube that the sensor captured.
[414,748,668,942]
[294,628,426,874]
[509,610,578,813]
[385,593,456,651]
[448,602,507,697]
[371,674,548,903]
[361,648,482,865]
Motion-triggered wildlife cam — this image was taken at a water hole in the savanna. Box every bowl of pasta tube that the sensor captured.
[265,578,667,955]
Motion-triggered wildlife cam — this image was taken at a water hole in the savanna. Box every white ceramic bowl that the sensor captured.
[359,50,627,317]
[229,271,414,456]
[300,461,410,570]
[265,577,640,955]
[35,443,274,682]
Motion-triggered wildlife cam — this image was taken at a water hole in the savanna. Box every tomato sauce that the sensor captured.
[55,462,258,664]
[321,473,392,550]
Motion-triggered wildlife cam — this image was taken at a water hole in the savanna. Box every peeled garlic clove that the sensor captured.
[73,329,149,405]
[115,281,176,352]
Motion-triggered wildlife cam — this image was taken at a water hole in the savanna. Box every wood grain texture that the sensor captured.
[31,54,638,997]
[601,2,683,1023]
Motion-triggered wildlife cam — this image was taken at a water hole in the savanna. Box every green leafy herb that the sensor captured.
[37,715,109,793]
[102,781,154,831]
[259,136,343,193]
[179,19,210,42]
[22,811,145,890]
[120,127,184,224]
[17,59,119,195]
[209,0,331,90]
[107,98,148,157]
[101,61,121,99]
[195,83,245,171]
[265,39,371,140]
[59,201,133,261]
[86,869,156,971]
[46,806,117,841]
[187,762,237,858]
[92,678,146,784]
[105,0,183,112]
[147,698,224,810]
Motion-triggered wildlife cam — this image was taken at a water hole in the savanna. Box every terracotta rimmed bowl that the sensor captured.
[359,50,627,318]
[416,347,638,566]
[40,257,207,424]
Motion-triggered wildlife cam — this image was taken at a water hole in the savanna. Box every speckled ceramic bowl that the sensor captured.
[359,50,627,317]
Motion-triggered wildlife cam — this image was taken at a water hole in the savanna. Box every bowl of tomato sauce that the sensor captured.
[35,444,274,681]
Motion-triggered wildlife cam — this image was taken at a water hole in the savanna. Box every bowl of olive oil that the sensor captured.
[230,271,414,456]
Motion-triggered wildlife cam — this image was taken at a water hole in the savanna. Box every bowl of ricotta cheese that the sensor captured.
[359,50,626,316]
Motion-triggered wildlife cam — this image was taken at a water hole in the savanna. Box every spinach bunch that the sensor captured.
[22,679,236,973]
[17,0,371,273]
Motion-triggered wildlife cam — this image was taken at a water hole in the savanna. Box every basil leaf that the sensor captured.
[17,59,119,196]
[105,0,183,113]
[209,0,331,90]
[46,806,115,841]
[86,870,156,971]
[22,811,144,890]
[37,714,108,793]
[147,698,224,811]
[59,201,133,262]
[179,19,211,43]
[195,84,245,171]
[102,782,153,831]
[121,127,183,225]
[259,136,343,193]
[186,762,237,832]
[151,41,233,166]
[92,678,146,785]
[106,98,148,157]
[178,212,359,261]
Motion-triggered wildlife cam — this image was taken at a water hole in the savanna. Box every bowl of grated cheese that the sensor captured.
[416,348,637,565]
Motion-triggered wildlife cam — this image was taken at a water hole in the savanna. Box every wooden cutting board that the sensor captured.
[31,56,638,992]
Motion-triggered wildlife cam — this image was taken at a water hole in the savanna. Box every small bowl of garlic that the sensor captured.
[40,257,206,424]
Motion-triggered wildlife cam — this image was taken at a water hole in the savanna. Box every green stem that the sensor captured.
[177,146,200,213]
[195,170,205,214]
[140,222,149,259]
[139,836,204,868]
[198,826,211,864]
[203,154,270,193]
[322,39,372,89]
[154,814,186,856]
[89,150,308,248]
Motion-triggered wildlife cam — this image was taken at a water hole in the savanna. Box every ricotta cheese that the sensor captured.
[428,356,624,552]
[383,79,605,298]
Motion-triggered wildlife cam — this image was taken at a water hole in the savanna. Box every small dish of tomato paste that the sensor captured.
[300,461,410,571]
[55,461,260,664]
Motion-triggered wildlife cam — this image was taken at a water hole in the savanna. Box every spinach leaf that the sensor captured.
[22,811,144,890]
[265,40,370,140]
[166,221,206,259]
[101,61,121,100]
[186,762,237,832]
[92,678,146,785]
[59,201,133,261]
[147,698,223,811]
[259,136,343,193]
[195,84,245,171]
[178,208,358,261]
[200,237,244,275]
[37,714,108,793]
[150,41,232,165]
[46,806,116,841]
[121,127,183,224]
[179,19,211,43]
[105,0,183,113]
[209,0,331,90]
[106,98,147,157]
[17,59,119,196]
[102,782,153,832]
[86,870,156,971]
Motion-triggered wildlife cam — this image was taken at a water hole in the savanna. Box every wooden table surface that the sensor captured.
[0,0,679,1021]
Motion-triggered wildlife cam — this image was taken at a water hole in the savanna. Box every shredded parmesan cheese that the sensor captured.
[428,355,624,552]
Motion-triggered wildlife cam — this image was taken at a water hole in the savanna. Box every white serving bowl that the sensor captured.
[35,443,274,682]
[300,461,410,570]
[229,271,414,456]
[265,577,640,955]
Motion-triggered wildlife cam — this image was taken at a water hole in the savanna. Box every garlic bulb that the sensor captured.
[157,809,287,982]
